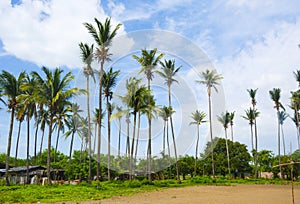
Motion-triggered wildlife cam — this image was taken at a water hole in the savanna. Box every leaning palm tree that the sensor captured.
[102,67,120,180]
[228,111,235,142]
[31,67,81,184]
[0,70,26,185]
[79,42,94,183]
[217,112,231,177]
[84,17,121,180]
[196,69,223,178]
[157,59,181,182]
[189,110,206,176]
[269,88,284,178]
[278,111,288,156]
[133,48,164,180]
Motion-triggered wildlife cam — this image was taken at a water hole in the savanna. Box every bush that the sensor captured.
[125,180,141,188]
[190,176,213,184]
[153,180,169,187]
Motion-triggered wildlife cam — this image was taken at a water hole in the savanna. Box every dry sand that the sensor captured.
[98,184,300,204]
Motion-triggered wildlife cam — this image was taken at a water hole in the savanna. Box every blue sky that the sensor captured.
[0,0,300,161]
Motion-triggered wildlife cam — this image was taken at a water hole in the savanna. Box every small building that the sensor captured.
[0,166,46,184]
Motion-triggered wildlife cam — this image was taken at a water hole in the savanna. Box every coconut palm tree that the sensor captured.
[115,105,123,157]
[228,111,235,142]
[290,91,300,150]
[189,110,206,176]
[84,17,121,180]
[293,70,300,87]
[133,48,164,180]
[278,111,288,155]
[30,67,81,184]
[242,108,256,151]
[269,88,284,178]
[0,70,26,185]
[79,42,95,183]
[102,67,120,180]
[157,59,181,182]
[196,69,223,178]
[217,112,231,177]
[38,109,48,163]
[159,106,170,156]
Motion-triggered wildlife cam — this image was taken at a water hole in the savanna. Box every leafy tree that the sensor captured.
[189,110,206,176]
[0,70,26,185]
[84,17,121,180]
[196,69,223,178]
[201,138,251,176]
[256,149,274,173]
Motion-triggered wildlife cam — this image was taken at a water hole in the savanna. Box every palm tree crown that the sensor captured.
[196,69,223,96]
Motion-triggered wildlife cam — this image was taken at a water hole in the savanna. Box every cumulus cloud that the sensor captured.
[0,0,126,68]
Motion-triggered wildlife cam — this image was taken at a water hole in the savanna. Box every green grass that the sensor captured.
[0,178,299,203]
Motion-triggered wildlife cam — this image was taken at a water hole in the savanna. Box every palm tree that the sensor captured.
[189,110,206,176]
[157,59,181,182]
[242,108,256,151]
[115,105,123,157]
[133,48,164,180]
[0,70,25,185]
[102,67,120,180]
[38,109,48,163]
[290,91,300,151]
[31,67,81,184]
[293,70,300,87]
[228,111,235,142]
[217,112,231,177]
[159,106,169,156]
[79,42,94,183]
[84,17,121,180]
[269,88,284,178]
[278,111,288,156]
[196,69,223,178]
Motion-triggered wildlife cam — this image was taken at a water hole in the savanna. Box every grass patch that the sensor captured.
[0,178,299,203]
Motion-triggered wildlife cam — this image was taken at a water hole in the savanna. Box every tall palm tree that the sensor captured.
[0,70,25,185]
[159,106,170,156]
[79,42,94,183]
[115,105,123,157]
[31,67,80,184]
[242,108,256,151]
[217,112,231,177]
[38,109,48,163]
[290,91,300,151]
[196,69,223,178]
[133,48,164,180]
[247,88,259,177]
[102,67,120,180]
[228,111,235,142]
[157,59,181,182]
[84,17,121,180]
[278,111,288,156]
[189,110,206,176]
[269,88,284,178]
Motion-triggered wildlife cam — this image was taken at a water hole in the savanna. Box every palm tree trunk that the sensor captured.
[26,116,30,184]
[118,118,121,157]
[96,60,104,181]
[15,120,22,167]
[39,129,45,164]
[34,122,39,165]
[194,124,200,176]
[87,75,92,183]
[254,120,258,179]
[277,110,282,178]
[106,97,111,181]
[126,114,130,156]
[208,94,215,178]
[230,124,234,142]
[147,115,152,180]
[5,108,15,186]
[130,112,137,181]
[224,129,231,177]
[47,114,53,185]
[163,119,166,157]
[134,112,141,161]
[68,131,75,182]
[281,124,286,155]
[54,122,61,163]
[250,124,254,151]
[93,123,97,153]
[166,119,171,179]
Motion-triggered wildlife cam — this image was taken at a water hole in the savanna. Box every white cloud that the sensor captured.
[0,0,126,68]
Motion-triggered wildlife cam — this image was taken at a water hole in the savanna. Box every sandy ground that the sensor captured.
[97,184,300,204]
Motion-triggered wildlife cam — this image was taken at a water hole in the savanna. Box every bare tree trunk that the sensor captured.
[6,108,15,186]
